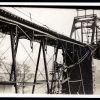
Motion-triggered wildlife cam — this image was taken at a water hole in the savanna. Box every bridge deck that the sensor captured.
[0,8,85,48]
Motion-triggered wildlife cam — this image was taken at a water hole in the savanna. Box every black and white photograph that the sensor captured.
[0,2,99,97]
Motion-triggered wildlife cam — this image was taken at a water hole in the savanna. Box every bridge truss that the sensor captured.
[0,8,94,94]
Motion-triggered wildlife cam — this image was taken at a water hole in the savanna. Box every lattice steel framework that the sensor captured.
[0,8,93,94]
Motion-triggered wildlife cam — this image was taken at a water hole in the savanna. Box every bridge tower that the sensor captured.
[70,9,97,44]
[70,9,100,59]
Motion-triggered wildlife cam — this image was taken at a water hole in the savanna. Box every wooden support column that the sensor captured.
[10,26,19,93]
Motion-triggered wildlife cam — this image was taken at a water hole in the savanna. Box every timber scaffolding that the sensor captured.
[0,8,93,94]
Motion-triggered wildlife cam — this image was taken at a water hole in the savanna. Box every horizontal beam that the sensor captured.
[0,81,49,85]
[75,14,97,19]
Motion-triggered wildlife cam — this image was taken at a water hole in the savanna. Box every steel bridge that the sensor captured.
[0,8,96,94]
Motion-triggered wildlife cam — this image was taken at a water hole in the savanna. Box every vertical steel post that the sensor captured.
[42,40,50,94]
[77,48,85,94]
[93,9,94,16]
[57,69,60,94]
[10,26,19,93]
[75,30,76,40]
[62,43,71,94]
[77,9,78,17]
[85,9,86,18]
[10,26,19,81]
[96,27,98,44]
[50,44,58,93]
[81,22,83,43]
[91,18,96,44]
[32,42,42,94]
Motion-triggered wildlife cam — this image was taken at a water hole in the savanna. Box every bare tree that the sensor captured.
[0,60,32,93]
[15,63,33,93]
